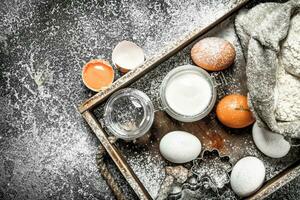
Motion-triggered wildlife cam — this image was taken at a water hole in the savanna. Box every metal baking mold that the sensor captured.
[167,149,232,200]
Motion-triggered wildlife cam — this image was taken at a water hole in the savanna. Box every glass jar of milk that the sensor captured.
[160,65,216,122]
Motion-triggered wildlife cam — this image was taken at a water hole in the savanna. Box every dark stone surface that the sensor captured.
[0,0,298,199]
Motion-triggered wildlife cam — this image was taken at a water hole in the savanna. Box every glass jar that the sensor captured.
[160,65,217,122]
[104,88,154,140]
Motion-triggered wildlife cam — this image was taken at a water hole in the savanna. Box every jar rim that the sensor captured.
[104,88,154,140]
[160,65,216,122]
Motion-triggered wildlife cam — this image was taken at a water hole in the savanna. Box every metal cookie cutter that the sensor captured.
[191,149,232,189]
[157,149,232,200]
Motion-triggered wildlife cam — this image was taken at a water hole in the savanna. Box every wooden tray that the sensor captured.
[78,0,300,199]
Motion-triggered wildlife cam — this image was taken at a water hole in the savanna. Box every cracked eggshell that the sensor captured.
[252,122,291,158]
[230,156,265,197]
[159,131,202,164]
[112,40,145,73]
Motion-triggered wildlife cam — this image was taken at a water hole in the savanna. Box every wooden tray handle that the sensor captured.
[96,143,126,200]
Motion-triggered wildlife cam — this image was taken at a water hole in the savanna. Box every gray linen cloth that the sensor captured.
[235,0,300,139]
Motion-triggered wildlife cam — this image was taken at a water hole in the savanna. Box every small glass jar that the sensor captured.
[104,88,154,140]
[160,65,217,122]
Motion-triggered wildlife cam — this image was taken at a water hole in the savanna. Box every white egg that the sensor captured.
[252,122,291,158]
[230,156,265,197]
[112,40,145,72]
[159,131,202,164]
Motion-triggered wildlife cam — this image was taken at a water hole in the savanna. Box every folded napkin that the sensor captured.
[235,0,300,139]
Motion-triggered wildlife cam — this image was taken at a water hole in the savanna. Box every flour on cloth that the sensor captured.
[235,0,300,138]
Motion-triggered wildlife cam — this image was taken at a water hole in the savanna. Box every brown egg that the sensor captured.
[191,37,236,71]
[216,94,255,128]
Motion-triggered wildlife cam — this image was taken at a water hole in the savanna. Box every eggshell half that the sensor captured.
[112,40,145,73]
[230,156,265,197]
[252,122,290,158]
[159,131,202,164]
